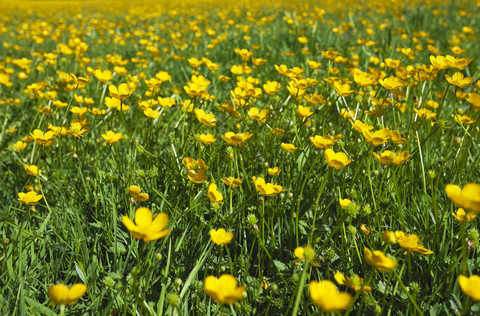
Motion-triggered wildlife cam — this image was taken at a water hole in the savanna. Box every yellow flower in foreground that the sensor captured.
[445,183,480,212]
[18,191,43,205]
[281,142,297,153]
[338,198,352,209]
[94,69,113,83]
[382,230,397,244]
[252,176,285,197]
[207,183,223,204]
[204,274,246,304]
[109,83,135,100]
[334,272,372,293]
[122,207,170,242]
[458,275,480,301]
[128,185,149,202]
[452,208,476,223]
[48,283,87,306]
[24,164,42,176]
[210,228,233,245]
[101,131,123,144]
[309,280,352,312]
[394,231,434,255]
[364,248,397,272]
[324,148,351,170]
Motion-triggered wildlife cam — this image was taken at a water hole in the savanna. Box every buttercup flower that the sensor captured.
[267,166,281,176]
[394,231,434,255]
[310,134,341,149]
[458,275,480,301]
[445,184,480,212]
[252,176,285,197]
[210,228,233,245]
[294,244,315,262]
[324,148,351,170]
[204,274,246,304]
[222,132,253,147]
[334,272,372,293]
[197,134,217,145]
[452,208,476,223]
[101,131,123,144]
[207,183,223,204]
[128,185,149,202]
[221,177,243,188]
[109,83,135,100]
[194,108,217,127]
[247,107,269,121]
[364,248,397,272]
[18,191,43,205]
[309,280,352,312]
[445,72,474,89]
[24,164,42,176]
[48,283,87,306]
[122,207,170,242]
[281,142,297,153]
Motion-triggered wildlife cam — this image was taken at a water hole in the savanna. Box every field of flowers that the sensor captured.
[1,0,480,314]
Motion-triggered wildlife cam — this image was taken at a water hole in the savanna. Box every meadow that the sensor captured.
[0,0,480,314]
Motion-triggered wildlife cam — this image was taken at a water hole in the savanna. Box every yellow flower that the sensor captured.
[294,244,315,262]
[222,132,253,147]
[321,50,341,59]
[281,143,297,153]
[18,191,43,205]
[334,82,354,97]
[94,69,113,83]
[382,230,397,244]
[452,208,476,223]
[296,105,313,119]
[394,231,434,254]
[252,176,285,197]
[197,134,217,145]
[207,183,223,204]
[221,177,242,188]
[466,93,480,110]
[267,166,281,176]
[445,72,474,89]
[414,108,437,121]
[105,97,129,111]
[109,83,135,100]
[362,129,391,146]
[128,185,149,202]
[334,272,372,293]
[364,248,397,272]
[13,141,26,152]
[182,157,209,184]
[324,148,351,170]
[101,131,123,144]
[24,164,42,176]
[204,274,246,305]
[194,108,217,127]
[379,76,404,90]
[210,228,233,245]
[445,183,480,212]
[48,283,87,306]
[122,207,170,242]
[310,134,341,149]
[143,108,161,119]
[309,280,352,312]
[339,198,352,209]
[372,150,410,166]
[247,107,269,121]
[30,129,56,147]
[458,275,480,301]
[263,81,281,95]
